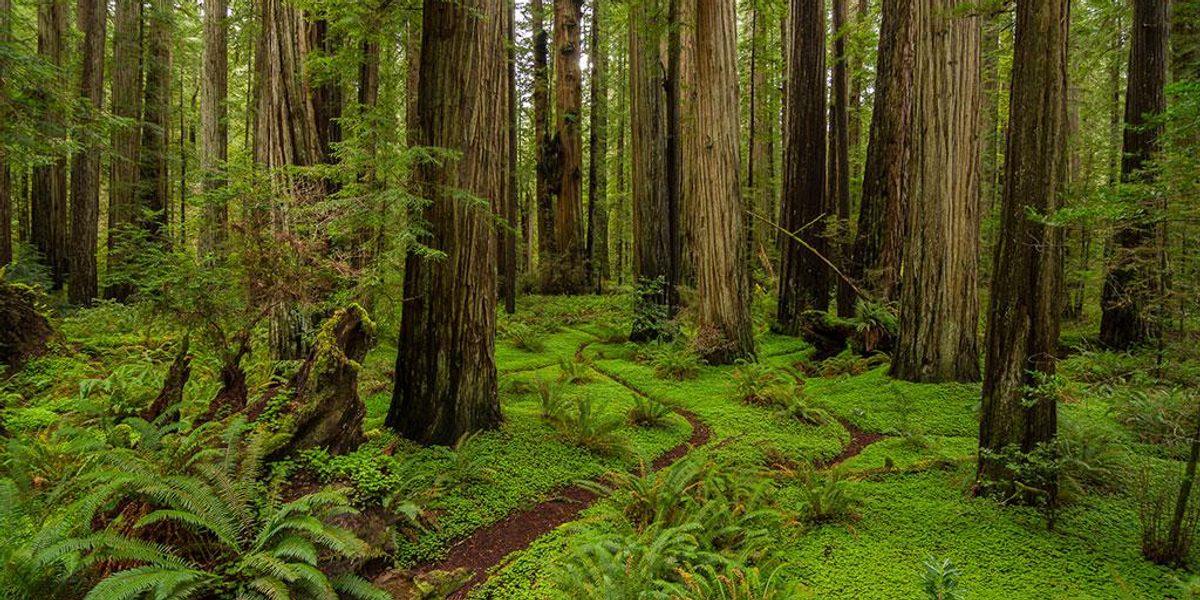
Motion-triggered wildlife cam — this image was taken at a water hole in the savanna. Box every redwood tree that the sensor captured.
[892,0,982,384]
[386,0,507,445]
[199,0,229,256]
[0,0,11,267]
[139,0,171,239]
[586,0,609,290]
[830,0,853,317]
[851,0,912,303]
[532,0,555,278]
[68,0,106,304]
[777,0,828,334]
[550,0,587,292]
[977,0,1069,498]
[106,0,141,300]
[1099,0,1169,349]
[629,0,674,341]
[690,0,754,364]
[32,0,67,288]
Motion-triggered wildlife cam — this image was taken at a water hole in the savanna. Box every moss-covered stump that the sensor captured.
[266,304,377,458]
[0,281,54,374]
[143,336,191,421]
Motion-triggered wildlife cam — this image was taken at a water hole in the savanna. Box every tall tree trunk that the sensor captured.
[1099,0,1168,349]
[848,0,868,157]
[106,0,141,300]
[670,0,690,289]
[777,0,828,334]
[747,0,772,274]
[586,0,609,291]
[850,0,912,303]
[690,0,754,364]
[830,0,853,318]
[33,0,68,288]
[199,0,228,256]
[977,0,1068,501]
[892,0,982,384]
[254,0,323,360]
[68,0,106,305]
[500,0,518,313]
[613,48,628,286]
[0,0,11,267]
[979,12,1002,220]
[549,0,587,293]
[532,0,555,277]
[140,0,171,241]
[386,0,506,446]
[629,0,673,342]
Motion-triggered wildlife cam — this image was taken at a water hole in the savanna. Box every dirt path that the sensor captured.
[373,364,712,600]
[815,417,887,470]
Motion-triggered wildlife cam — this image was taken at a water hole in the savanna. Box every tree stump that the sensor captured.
[143,336,191,422]
[0,281,54,375]
[265,304,377,458]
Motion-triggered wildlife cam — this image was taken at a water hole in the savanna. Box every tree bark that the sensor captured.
[199,0,229,256]
[106,0,142,301]
[140,0,172,240]
[502,0,519,314]
[0,0,11,267]
[586,0,609,290]
[254,0,324,360]
[891,0,982,384]
[386,0,506,446]
[33,0,68,288]
[777,0,828,334]
[532,0,556,277]
[851,0,912,303]
[690,0,754,364]
[68,0,106,305]
[1099,0,1169,349]
[830,0,854,318]
[746,0,772,273]
[548,0,587,293]
[629,0,673,342]
[977,0,1068,500]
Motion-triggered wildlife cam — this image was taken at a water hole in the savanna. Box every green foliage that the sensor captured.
[1110,387,1197,456]
[650,345,703,381]
[1137,467,1200,567]
[790,465,863,525]
[535,376,569,424]
[731,360,782,405]
[557,355,593,384]
[430,431,496,490]
[851,300,897,354]
[503,322,546,353]
[921,556,967,600]
[1056,418,1129,497]
[628,394,673,428]
[553,396,629,457]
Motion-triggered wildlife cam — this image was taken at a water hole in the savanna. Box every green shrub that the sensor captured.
[921,555,967,600]
[731,360,782,405]
[628,394,673,428]
[791,465,863,525]
[535,376,569,424]
[431,431,496,490]
[557,356,592,384]
[503,322,546,353]
[1110,387,1196,455]
[554,396,628,457]
[1057,419,1129,497]
[651,346,703,381]
[672,563,801,599]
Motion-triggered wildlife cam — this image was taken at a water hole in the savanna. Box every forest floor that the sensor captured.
[4,293,1197,598]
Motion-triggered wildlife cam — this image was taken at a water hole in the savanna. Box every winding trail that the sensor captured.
[372,336,886,599]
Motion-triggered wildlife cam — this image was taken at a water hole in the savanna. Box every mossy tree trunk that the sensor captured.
[977,0,1068,500]
[386,0,506,446]
[68,0,106,305]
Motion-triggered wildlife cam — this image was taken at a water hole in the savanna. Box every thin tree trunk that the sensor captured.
[851,0,911,303]
[106,0,142,300]
[0,0,11,267]
[830,0,853,317]
[586,0,609,291]
[979,13,1001,219]
[629,0,673,341]
[68,0,106,305]
[501,0,518,313]
[977,0,1068,502]
[33,0,68,288]
[200,0,229,256]
[747,0,771,273]
[777,0,828,333]
[892,0,982,384]
[691,0,754,364]
[140,0,172,241]
[532,0,555,276]
[614,48,628,286]
[386,0,506,446]
[1099,0,1169,349]
[550,0,587,292]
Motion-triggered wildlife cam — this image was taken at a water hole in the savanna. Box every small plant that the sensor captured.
[504,322,546,353]
[555,396,629,457]
[671,563,801,599]
[558,355,593,384]
[731,360,781,405]
[791,464,863,525]
[1057,419,1128,497]
[651,346,702,381]
[1110,387,1196,454]
[781,394,831,426]
[921,555,967,600]
[851,299,898,354]
[628,394,673,428]
[536,376,569,424]
[432,431,496,490]
[1138,464,1200,567]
